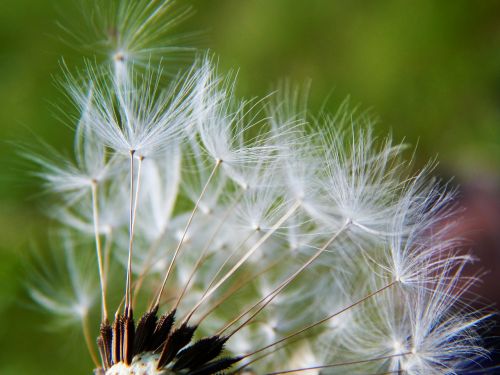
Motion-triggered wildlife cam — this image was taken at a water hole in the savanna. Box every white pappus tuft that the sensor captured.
[59,0,195,77]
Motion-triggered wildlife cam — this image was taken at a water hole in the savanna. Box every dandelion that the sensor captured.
[59,0,195,77]
[27,1,491,375]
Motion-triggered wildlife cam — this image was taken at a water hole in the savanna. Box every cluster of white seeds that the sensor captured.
[28,1,489,374]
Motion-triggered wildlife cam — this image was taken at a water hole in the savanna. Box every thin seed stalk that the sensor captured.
[91,180,108,322]
[183,199,302,325]
[125,150,144,316]
[243,281,398,359]
[154,159,222,308]
[222,219,351,336]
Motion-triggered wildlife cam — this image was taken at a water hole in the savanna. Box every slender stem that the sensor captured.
[90,180,108,322]
[172,251,209,311]
[133,157,144,227]
[194,276,254,325]
[232,339,299,374]
[222,220,350,336]
[125,150,143,316]
[243,281,397,359]
[154,159,221,308]
[82,311,100,367]
[199,230,256,301]
[263,352,411,375]
[182,200,301,325]
[195,259,281,326]
[173,189,245,310]
[133,229,168,306]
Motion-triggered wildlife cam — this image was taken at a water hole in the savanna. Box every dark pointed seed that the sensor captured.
[112,314,123,364]
[123,311,135,365]
[98,321,113,368]
[157,323,197,369]
[148,309,176,352]
[173,335,228,371]
[134,306,159,354]
[187,356,243,375]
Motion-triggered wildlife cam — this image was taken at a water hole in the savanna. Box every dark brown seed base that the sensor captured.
[96,307,242,375]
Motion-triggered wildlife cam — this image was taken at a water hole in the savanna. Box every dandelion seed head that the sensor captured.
[27,2,491,374]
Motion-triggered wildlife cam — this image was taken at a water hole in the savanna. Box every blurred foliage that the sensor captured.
[0,0,499,374]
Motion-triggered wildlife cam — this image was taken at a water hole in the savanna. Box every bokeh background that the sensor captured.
[0,0,499,373]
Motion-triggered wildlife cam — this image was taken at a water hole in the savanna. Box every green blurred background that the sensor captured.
[0,0,499,373]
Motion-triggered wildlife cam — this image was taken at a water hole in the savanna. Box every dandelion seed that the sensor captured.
[71,63,200,158]
[59,0,195,75]
[316,121,408,237]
